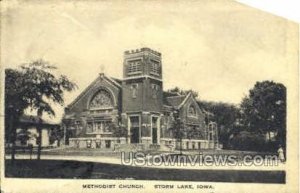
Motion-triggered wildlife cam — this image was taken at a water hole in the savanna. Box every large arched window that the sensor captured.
[188,105,197,117]
[89,89,113,109]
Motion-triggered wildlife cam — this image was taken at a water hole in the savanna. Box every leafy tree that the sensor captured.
[169,109,186,154]
[198,101,240,148]
[240,80,286,152]
[49,127,64,146]
[186,126,205,140]
[5,59,77,161]
[167,87,199,98]
[229,131,265,151]
[16,129,33,145]
[110,122,128,139]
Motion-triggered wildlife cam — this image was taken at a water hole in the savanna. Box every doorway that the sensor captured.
[130,116,140,143]
[152,116,158,144]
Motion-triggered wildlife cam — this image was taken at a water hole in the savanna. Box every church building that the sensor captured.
[62,48,218,150]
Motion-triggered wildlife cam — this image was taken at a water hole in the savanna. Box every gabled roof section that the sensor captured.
[106,76,122,88]
[163,92,192,109]
[111,77,122,86]
[67,73,121,109]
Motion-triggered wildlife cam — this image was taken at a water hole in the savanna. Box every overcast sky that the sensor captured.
[1,1,298,122]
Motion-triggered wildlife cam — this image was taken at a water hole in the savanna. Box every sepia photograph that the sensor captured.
[0,0,298,193]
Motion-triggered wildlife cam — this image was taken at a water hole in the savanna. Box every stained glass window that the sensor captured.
[89,90,113,109]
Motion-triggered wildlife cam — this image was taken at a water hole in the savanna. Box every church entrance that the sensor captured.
[130,116,140,143]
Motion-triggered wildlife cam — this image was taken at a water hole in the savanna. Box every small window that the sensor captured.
[86,140,92,148]
[105,140,111,148]
[103,122,111,132]
[96,141,101,148]
[76,140,80,148]
[95,122,102,132]
[86,123,93,133]
[188,105,197,117]
[150,60,160,75]
[151,84,159,98]
[131,84,138,98]
[127,60,142,74]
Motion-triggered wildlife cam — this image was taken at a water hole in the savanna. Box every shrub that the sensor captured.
[229,131,265,152]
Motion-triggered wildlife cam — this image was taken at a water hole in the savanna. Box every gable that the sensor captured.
[181,94,204,114]
[177,93,206,126]
[66,74,121,113]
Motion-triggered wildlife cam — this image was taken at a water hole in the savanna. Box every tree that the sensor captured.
[5,59,77,161]
[5,69,28,162]
[240,80,286,152]
[169,109,186,154]
[49,126,64,146]
[167,87,199,98]
[110,122,128,140]
[229,131,265,151]
[198,101,240,148]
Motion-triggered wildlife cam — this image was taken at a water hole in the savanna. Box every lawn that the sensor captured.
[5,159,285,183]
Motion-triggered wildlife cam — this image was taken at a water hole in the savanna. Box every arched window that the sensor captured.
[188,105,197,117]
[89,89,113,109]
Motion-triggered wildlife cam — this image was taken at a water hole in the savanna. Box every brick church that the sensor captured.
[62,48,218,150]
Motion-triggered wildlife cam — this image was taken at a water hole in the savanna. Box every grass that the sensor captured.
[5,159,285,183]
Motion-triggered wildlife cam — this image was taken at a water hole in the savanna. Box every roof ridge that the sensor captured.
[67,73,121,109]
[177,92,192,109]
[166,94,187,98]
[106,75,122,88]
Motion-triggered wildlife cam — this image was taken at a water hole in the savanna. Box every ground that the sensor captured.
[5,160,285,183]
[5,147,285,183]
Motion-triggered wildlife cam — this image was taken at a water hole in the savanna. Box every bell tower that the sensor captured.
[123,48,162,80]
[121,48,163,145]
[122,47,163,112]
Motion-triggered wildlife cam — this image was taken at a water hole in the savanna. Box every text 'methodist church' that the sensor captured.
[62,48,218,150]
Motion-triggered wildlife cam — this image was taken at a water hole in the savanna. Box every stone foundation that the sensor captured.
[69,137,213,150]
[69,137,127,149]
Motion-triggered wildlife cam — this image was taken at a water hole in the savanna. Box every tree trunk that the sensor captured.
[37,111,42,160]
[10,115,16,163]
[179,138,182,155]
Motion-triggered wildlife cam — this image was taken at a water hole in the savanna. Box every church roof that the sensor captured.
[164,95,186,107]
[163,92,192,109]
[111,77,122,85]
[67,73,121,109]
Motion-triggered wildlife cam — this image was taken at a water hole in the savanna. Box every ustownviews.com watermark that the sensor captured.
[121,152,281,167]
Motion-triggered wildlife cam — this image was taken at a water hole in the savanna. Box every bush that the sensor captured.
[229,131,265,152]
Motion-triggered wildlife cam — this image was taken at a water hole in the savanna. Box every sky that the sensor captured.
[1,0,298,122]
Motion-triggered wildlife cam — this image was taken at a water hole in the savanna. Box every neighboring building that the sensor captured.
[15,115,60,147]
[62,48,218,150]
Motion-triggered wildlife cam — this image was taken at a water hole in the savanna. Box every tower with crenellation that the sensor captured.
[121,48,163,144]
